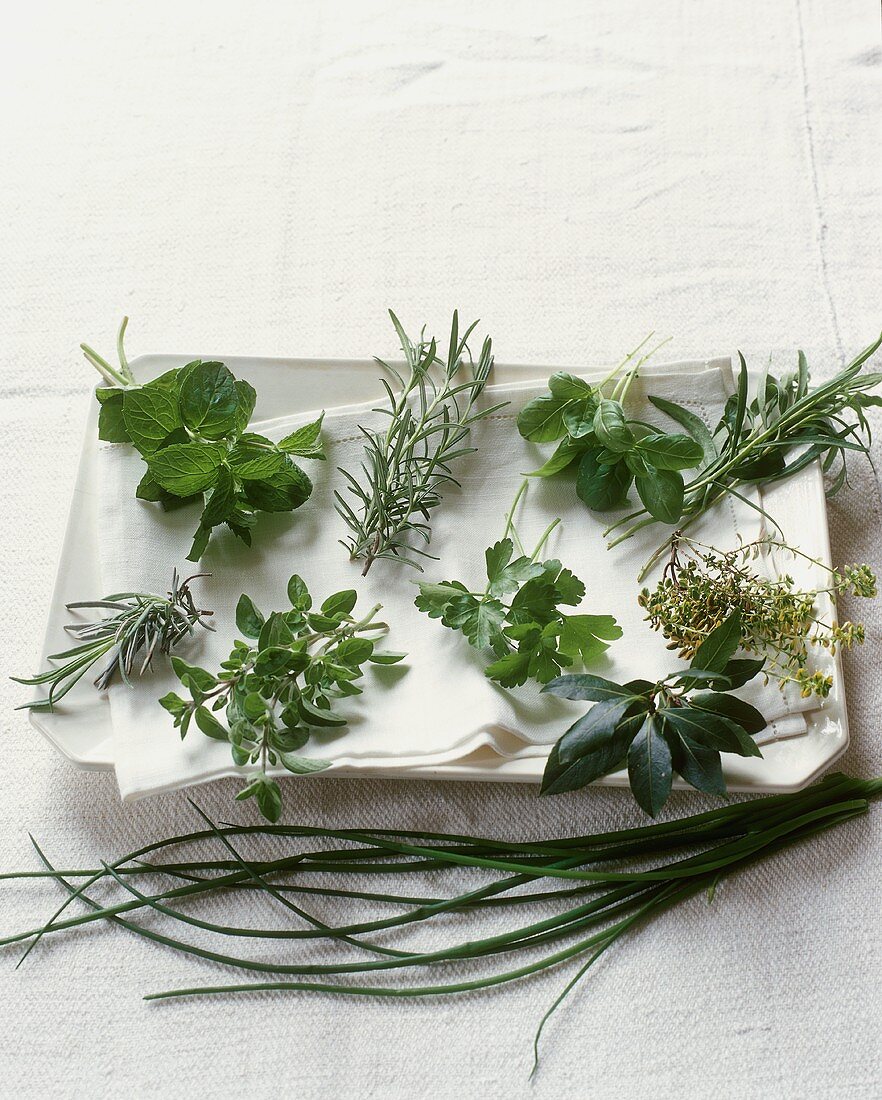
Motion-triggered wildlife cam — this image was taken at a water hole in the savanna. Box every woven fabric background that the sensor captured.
[1,2,879,1097]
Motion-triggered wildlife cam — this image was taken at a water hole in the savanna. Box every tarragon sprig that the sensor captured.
[13,571,213,710]
[160,574,406,821]
[335,310,505,574]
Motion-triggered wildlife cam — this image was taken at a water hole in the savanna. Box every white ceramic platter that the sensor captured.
[29,353,848,793]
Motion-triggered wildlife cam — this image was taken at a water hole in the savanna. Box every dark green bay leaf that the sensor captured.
[627,714,673,817]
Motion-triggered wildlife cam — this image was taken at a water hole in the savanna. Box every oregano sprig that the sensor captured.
[541,611,766,815]
[160,574,406,821]
[86,318,325,561]
[415,482,621,686]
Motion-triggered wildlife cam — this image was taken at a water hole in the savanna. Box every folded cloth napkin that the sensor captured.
[96,358,815,800]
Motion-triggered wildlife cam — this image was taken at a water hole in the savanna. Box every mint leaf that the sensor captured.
[201,465,236,527]
[123,383,182,453]
[243,463,312,512]
[234,380,257,433]
[98,391,131,443]
[228,435,287,480]
[179,362,241,440]
[278,413,325,460]
[147,441,226,496]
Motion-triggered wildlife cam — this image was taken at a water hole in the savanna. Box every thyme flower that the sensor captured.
[639,535,877,698]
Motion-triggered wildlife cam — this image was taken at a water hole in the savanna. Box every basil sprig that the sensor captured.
[160,573,406,821]
[518,372,703,523]
[541,611,766,815]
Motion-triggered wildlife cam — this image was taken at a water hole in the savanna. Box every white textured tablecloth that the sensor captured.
[1,2,880,1098]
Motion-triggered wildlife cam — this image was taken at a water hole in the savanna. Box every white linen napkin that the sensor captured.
[96,359,815,800]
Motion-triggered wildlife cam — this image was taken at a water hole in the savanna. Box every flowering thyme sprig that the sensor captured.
[639,535,877,697]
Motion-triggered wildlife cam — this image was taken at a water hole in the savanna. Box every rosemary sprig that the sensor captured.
[12,571,213,710]
[640,534,877,697]
[2,773,879,1075]
[335,310,506,574]
[606,333,882,577]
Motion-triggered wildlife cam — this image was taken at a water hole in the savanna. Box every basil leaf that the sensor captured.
[527,436,588,478]
[593,399,633,453]
[548,372,596,400]
[576,449,632,511]
[634,467,684,524]
[648,394,719,466]
[517,393,570,442]
[634,432,704,471]
[179,362,241,439]
[562,399,598,439]
[147,441,226,496]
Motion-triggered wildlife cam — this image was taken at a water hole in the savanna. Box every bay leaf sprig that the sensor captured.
[160,574,406,821]
[335,310,505,574]
[85,318,325,561]
[415,481,621,686]
[13,571,213,710]
[541,611,766,815]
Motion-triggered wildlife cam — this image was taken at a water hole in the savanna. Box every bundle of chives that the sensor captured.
[2,772,879,1072]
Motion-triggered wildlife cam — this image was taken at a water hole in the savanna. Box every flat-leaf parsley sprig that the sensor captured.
[160,574,406,821]
[84,317,326,562]
[542,611,766,816]
[335,310,505,575]
[13,571,213,710]
[415,481,621,687]
[639,533,877,698]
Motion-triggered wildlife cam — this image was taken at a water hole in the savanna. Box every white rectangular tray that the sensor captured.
[28,353,848,793]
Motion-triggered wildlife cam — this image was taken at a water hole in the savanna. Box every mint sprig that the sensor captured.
[541,611,766,815]
[86,320,325,561]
